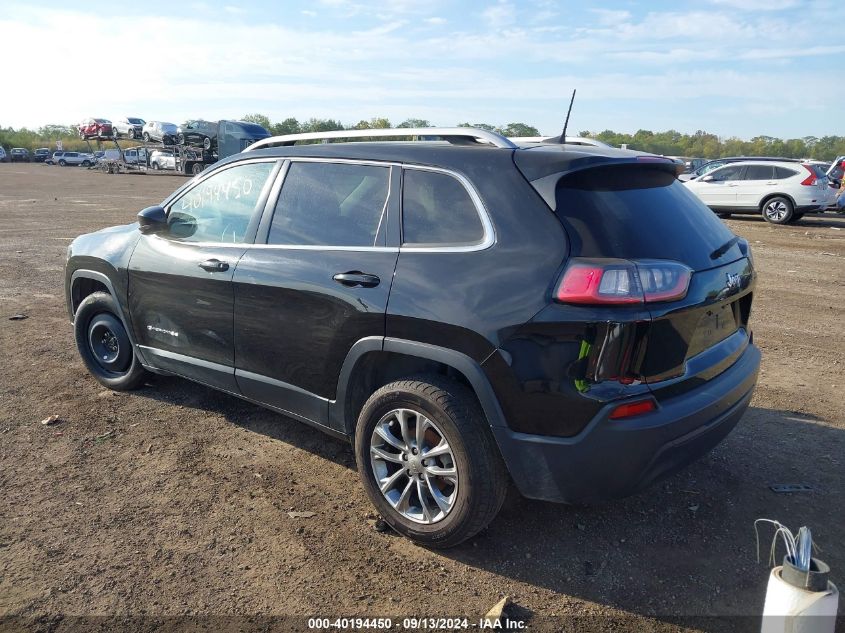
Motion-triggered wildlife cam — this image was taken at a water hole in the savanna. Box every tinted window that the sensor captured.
[268,162,389,247]
[555,165,738,271]
[168,162,274,243]
[708,165,744,181]
[743,165,774,180]
[402,169,484,245]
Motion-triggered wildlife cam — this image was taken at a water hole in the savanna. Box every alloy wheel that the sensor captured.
[369,408,458,524]
[764,200,789,222]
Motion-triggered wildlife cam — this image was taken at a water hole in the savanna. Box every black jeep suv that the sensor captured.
[65,128,760,547]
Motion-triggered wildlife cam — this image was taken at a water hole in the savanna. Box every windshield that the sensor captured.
[128,118,144,124]
[695,161,726,177]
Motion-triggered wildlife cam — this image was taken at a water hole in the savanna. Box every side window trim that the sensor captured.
[253,157,399,252]
[160,157,282,246]
[399,165,495,253]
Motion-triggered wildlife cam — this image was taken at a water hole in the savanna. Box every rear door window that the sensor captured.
[268,161,389,247]
[743,165,774,180]
[555,165,739,271]
[401,169,484,246]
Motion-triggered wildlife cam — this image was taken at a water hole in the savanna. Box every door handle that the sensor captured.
[333,271,380,288]
[727,183,739,187]
[198,259,229,272]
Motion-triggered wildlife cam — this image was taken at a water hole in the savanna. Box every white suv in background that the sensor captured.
[113,117,146,139]
[684,161,834,224]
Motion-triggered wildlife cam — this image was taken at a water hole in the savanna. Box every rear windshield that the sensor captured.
[555,165,740,271]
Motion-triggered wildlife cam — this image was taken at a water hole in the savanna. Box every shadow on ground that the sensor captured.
[138,376,844,632]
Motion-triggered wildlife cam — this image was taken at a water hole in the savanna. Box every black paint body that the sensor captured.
[65,141,760,503]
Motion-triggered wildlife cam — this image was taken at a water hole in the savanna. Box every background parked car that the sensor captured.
[54,151,95,167]
[122,147,148,165]
[10,148,30,162]
[176,119,218,150]
[93,149,121,165]
[678,156,803,182]
[78,118,114,139]
[33,148,51,163]
[142,121,177,144]
[0,147,7,162]
[684,160,833,224]
[113,117,146,139]
[149,148,175,170]
[825,155,845,185]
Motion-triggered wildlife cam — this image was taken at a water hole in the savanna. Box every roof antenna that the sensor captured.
[560,89,576,144]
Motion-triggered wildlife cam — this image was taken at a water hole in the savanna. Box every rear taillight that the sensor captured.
[554,258,691,305]
[800,165,817,186]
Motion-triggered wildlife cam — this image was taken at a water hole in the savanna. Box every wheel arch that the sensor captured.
[69,270,147,365]
[759,192,796,211]
[333,337,509,440]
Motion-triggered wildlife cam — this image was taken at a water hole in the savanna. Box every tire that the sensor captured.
[73,292,149,391]
[191,162,204,175]
[143,132,150,142]
[354,375,508,548]
[128,129,135,140]
[761,196,793,224]
[203,136,212,150]
[716,212,732,219]
[788,213,805,224]
[176,133,185,145]
[58,159,67,166]
[81,160,90,167]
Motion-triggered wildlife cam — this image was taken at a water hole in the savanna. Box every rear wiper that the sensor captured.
[710,236,740,260]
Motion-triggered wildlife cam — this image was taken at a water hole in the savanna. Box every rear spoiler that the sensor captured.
[514,150,680,211]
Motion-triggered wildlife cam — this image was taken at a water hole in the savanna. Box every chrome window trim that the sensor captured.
[155,156,494,253]
[399,165,496,253]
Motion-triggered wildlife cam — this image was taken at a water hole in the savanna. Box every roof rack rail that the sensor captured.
[243,127,517,152]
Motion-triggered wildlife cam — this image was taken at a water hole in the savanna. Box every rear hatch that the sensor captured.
[519,157,754,399]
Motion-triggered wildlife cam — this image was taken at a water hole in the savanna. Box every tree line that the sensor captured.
[2,117,844,161]
[584,129,845,161]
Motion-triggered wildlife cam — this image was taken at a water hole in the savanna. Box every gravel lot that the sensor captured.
[0,163,843,632]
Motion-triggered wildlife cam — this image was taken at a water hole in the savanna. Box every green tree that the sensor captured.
[241,113,272,130]
[501,123,540,137]
[271,117,301,136]
[397,118,431,128]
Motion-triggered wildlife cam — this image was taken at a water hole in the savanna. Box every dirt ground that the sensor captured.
[0,163,843,632]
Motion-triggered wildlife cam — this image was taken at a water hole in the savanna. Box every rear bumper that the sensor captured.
[492,343,760,503]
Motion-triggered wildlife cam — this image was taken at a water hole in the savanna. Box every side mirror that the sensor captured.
[701,175,715,182]
[138,205,167,234]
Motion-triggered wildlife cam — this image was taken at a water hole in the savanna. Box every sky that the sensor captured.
[0,0,840,138]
